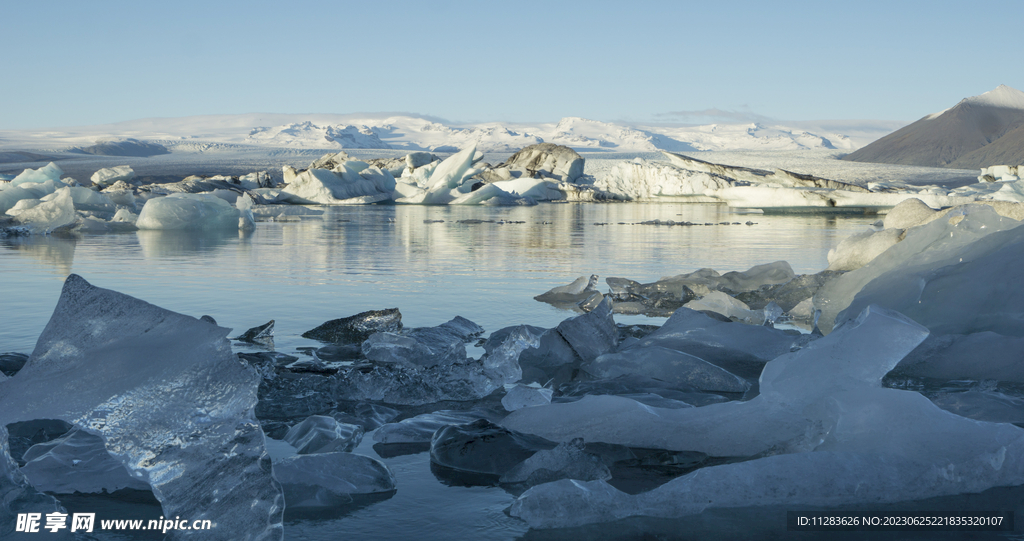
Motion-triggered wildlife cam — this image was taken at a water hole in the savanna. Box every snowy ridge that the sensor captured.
[963,84,1024,110]
[0,114,893,155]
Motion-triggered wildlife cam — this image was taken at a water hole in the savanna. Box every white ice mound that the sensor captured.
[136,192,250,230]
[595,159,729,201]
[509,305,1024,528]
[816,203,1024,334]
[0,275,284,540]
[281,166,395,205]
[9,162,63,187]
[11,186,77,233]
[826,227,905,271]
[90,165,135,187]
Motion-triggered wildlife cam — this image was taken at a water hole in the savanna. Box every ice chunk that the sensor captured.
[929,388,1024,424]
[490,178,566,200]
[430,419,555,476]
[893,332,1024,382]
[502,143,585,183]
[826,227,905,271]
[883,197,942,229]
[485,325,576,384]
[234,319,275,346]
[500,437,610,487]
[0,275,284,539]
[283,415,363,454]
[596,159,729,200]
[280,167,394,205]
[236,193,255,231]
[586,346,750,393]
[450,183,537,206]
[557,374,728,408]
[682,291,763,324]
[272,452,394,508]
[481,325,539,386]
[302,308,402,344]
[10,162,63,187]
[503,306,928,455]
[1,426,71,540]
[362,316,482,368]
[636,308,798,379]
[135,193,248,230]
[20,428,150,493]
[90,165,135,187]
[555,298,617,362]
[819,204,1024,334]
[535,274,599,304]
[502,384,554,411]
[11,187,77,233]
[424,145,479,192]
[373,410,493,444]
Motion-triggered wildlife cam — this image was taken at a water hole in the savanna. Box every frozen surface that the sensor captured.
[0,275,283,540]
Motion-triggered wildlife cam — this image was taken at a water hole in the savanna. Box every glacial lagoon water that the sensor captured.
[11,200,1007,540]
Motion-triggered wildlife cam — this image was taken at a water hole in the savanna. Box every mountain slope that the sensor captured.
[843,85,1024,168]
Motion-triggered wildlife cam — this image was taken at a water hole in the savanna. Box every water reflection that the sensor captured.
[136,229,245,259]
[1,235,77,275]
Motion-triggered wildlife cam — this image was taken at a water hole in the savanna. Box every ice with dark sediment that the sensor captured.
[302,308,402,344]
[19,427,150,494]
[0,275,284,540]
[272,452,395,508]
[585,346,750,393]
[499,438,610,486]
[430,419,556,476]
[510,305,1024,529]
[283,415,364,454]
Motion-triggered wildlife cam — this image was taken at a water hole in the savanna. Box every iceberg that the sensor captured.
[90,165,135,187]
[0,275,284,540]
[9,162,63,187]
[11,187,77,234]
[281,166,395,205]
[136,193,249,230]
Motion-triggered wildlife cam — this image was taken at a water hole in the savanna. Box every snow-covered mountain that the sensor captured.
[844,85,1024,169]
[0,113,896,156]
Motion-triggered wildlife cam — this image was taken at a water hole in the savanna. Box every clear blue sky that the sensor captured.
[2,0,1022,129]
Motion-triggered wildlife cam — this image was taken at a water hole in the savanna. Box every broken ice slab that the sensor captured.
[893,332,1024,383]
[502,384,554,411]
[331,403,400,431]
[484,325,576,384]
[816,203,1024,334]
[636,308,799,379]
[302,308,402,344]
[509,306,1024,528]
[555,298,617,362]
[283,415,364,454]
[373,410,496,444]
[20,428,150,494]
[272,452,395,508]
[233,319,275,346]
[503,305,929,456]
[585,346,750,393]
[430,419,555,476]
[499,438,610,487]
[557,374,730,408]
[361,316,483,368]
[682,291,764,324]
[0,274,284,540]
[534,275,599,304]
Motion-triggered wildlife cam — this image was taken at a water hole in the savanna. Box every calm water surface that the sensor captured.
[1,202,884,540]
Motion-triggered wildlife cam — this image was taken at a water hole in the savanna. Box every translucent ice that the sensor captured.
[535,274,599,304]
[0,275,283,540]
[19,428,150,493]
[894,332,1024,382]
[826,227,905,271]
[510,306,1024,528]
[302,308,402,344]
[272,452,395,508]
[373,410,490,444]
[499,438,610,486]
[682,291,763,324]
[817,204,1024,334]
[586,346,750,393]
[555,298,617,362]
[1,426,70,540]
[430,419,555,476]
[502,384,554,411]
[283,415,364,454]
[362,316,482,368]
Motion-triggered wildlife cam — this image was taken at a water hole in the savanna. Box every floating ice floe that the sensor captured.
[0,275,284,539]
[135,192,255,230]
[508,305,1024,528]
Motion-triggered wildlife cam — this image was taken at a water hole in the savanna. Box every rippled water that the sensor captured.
[1,202,892,540]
